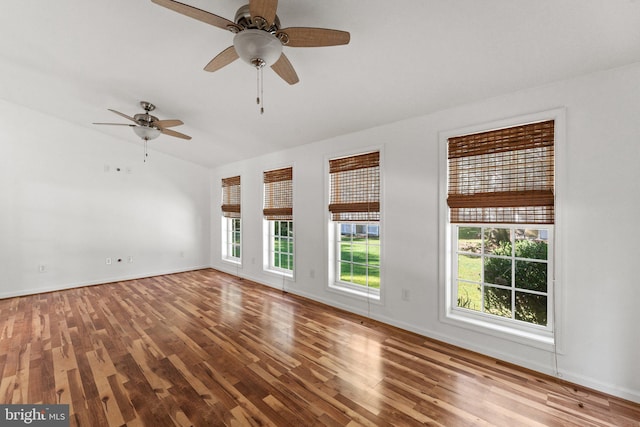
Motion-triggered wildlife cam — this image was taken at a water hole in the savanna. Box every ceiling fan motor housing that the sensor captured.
[234,5,280,31]
[133,113,159,126]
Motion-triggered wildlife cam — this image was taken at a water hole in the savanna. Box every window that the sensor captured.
[454,225,551,325]
[225,218,241,259]
[337,223,380,293]
[221,176,241,262]
[269,220,294,272]
[446,120,555,338]
[329,151,381,298]
[263,167,293,275]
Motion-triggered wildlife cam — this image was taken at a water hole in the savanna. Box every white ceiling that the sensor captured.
[2,0,640,168]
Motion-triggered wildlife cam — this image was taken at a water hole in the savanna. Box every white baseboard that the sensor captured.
[0,265,210,300]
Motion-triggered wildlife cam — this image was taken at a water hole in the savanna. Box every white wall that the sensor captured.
[211,63,640,402]
[0,100,211,297]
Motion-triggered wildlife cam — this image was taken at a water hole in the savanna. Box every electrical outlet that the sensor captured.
[402,289,410,301]
[106,257,112,265]
[128,256,133,263]
[38,264,46,273]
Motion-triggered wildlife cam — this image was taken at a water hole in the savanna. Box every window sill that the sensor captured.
[222,258,241,266]
[444,308,555,352]
[328,282,381,302]
[264,268,294,279]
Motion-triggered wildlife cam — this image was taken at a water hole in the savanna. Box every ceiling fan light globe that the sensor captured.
[133,126,161,140]
[233,29,282,67]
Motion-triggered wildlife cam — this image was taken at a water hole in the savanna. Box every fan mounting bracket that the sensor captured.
[140,101,156,112]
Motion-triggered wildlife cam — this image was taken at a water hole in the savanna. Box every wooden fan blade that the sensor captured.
[108,109,138,123]
[277,27,350,47]
[204,46,239,72]
[161,128,192,140]
[93,123,136,126]
[249,0,278,27]
[151,0,237,31]
[271,53,299,85]
[154,119,183,129]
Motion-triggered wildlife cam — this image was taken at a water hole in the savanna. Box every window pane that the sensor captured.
[484,287,512,318]
[352,264,367,286]
[352,243,367,264]
[457,254,481,283]
[368,267,380,289]
[515,292,547,326]
[274,221,280,235]
[367,225,379,239]
[458,227,481,253]
[233,232,240,244]
[484,257,512,286]
[233,246,240,258]
[340,262,351,282]
[515,231,548,261]
[341,224,354,239]
[484,228,512,256]
[515,260,547,292]
[340,243,351,261]
[368,244,380,266]
[457,282,481,312]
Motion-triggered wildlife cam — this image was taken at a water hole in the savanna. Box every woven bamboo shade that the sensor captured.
[447,120,554,224]
[329,151,380,222]
[221,175,241,218]
[263,167,293,220]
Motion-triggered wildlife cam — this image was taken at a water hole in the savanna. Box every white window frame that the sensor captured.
[451,224,553,334]
[221,216,241,264]
[265,219,294,277]
[332,222,381,299]
[439,109,565,351]
[326,147,384,302]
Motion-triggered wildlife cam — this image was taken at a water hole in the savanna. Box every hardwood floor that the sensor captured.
[0,269,637,426]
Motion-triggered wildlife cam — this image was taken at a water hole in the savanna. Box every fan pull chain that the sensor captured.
[143,138,149,163]
[256,66,265,114]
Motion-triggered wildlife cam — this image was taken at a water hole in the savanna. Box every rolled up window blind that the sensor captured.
[221,175,241,218]
[263,167,293,220]
[329,151,380,222]
[447,120,554,224]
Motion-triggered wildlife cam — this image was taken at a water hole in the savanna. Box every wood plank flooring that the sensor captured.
[0,268,637,426]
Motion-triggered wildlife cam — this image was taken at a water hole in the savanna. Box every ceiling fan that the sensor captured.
[93,101,192,141]
[151,0,350,112]
[93,101,191,161]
